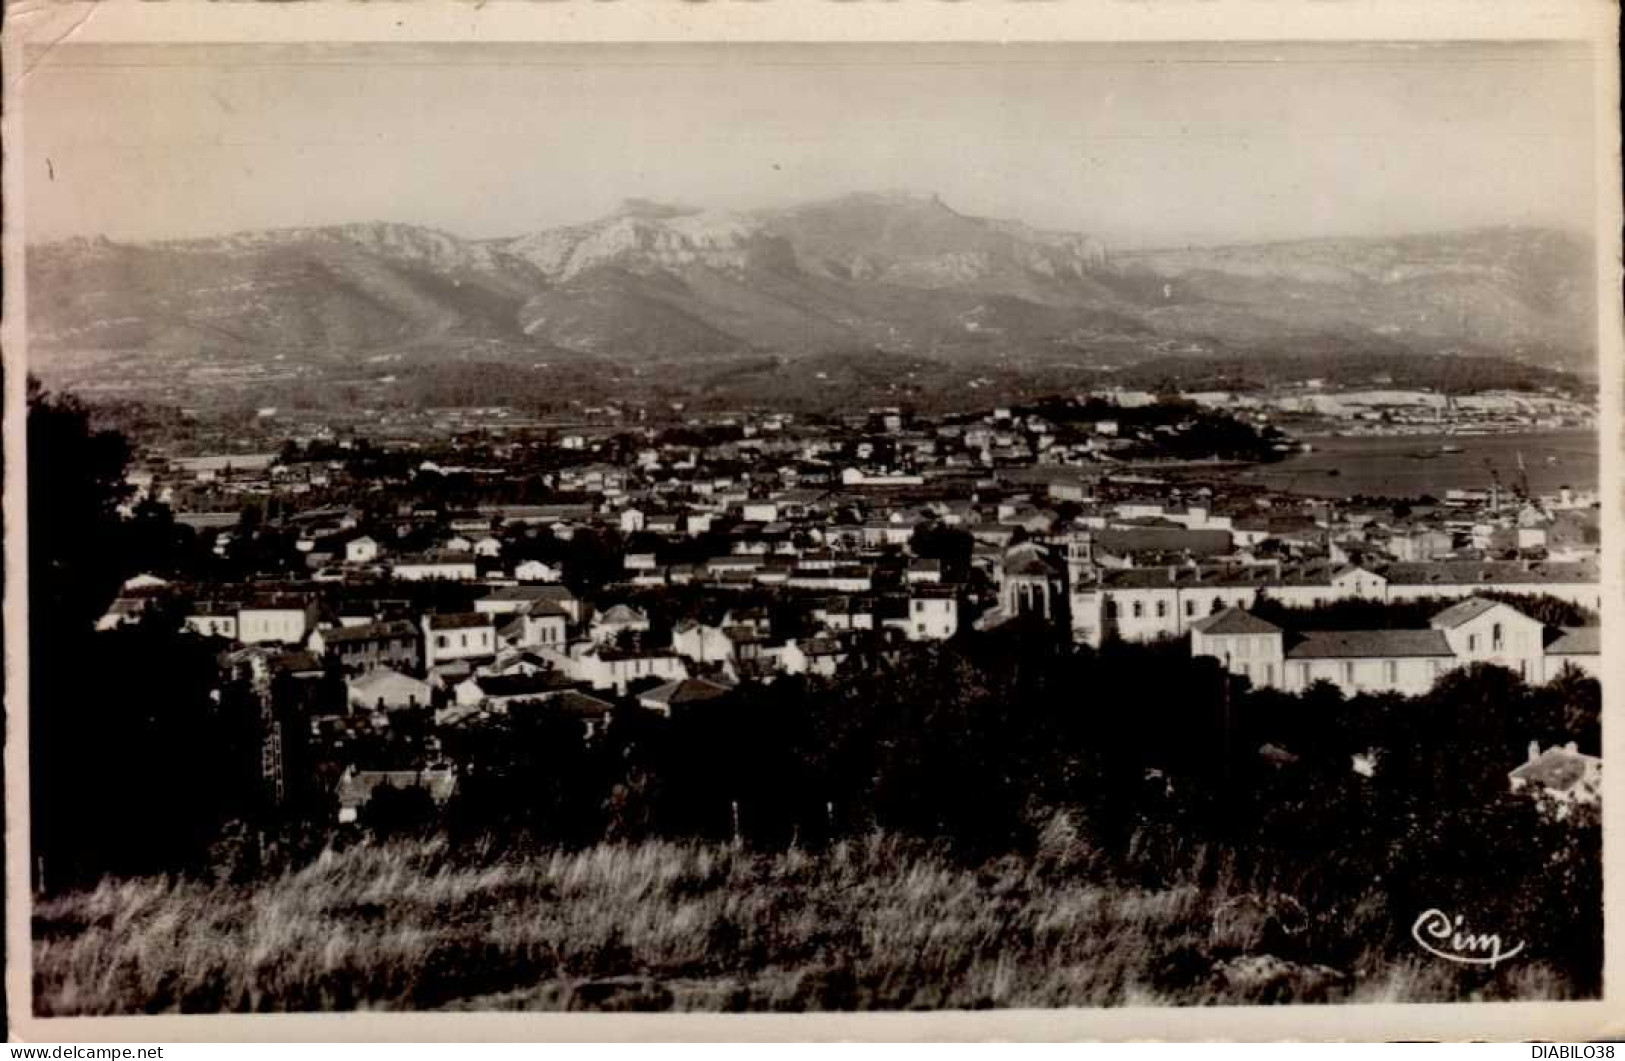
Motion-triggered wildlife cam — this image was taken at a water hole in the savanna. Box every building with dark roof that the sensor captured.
[1509,741,1600,813]
[311,619,421,674]
[1191,597,1600,697]
[1067,556,1600,648]
[637,677,735,716]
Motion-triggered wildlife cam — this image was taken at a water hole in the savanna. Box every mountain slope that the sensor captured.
[25,198,1595,391]
[26,224,542,358]
[1113,228,1595,369]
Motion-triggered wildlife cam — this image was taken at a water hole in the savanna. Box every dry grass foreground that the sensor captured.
[33,832,1575,1014]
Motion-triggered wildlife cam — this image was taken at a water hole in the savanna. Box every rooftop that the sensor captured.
[425,612,494,631]
[1284,630,1454,659]
[1546,627,1601,656]
[1428,597,1503,629]
[640,677,735,707]
[1190,608,1282,636]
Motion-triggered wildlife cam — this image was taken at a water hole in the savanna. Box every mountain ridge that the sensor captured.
[26,193,1596,387]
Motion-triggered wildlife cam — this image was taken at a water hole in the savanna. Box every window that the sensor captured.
[1156,600,1167,619]
[1211,597,1223,615]
[1132,601,1143,619]
[1265,664,1275,685]
[1468,634,1478,652]
[1342,662,1355,685]
[460,634,468,649]
[914,600,925,613]
[1297,663,1310,685]
[1105,600,1118,619]
[1184,600,1195,618]
[437,635,448,649]
[1384,661,1397,684]
[1492,623,1503,650]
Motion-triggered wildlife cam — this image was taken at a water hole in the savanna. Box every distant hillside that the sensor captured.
[1114,228,1596,373]
[25,195,1597,406]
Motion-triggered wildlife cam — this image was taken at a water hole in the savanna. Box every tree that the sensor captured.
[27,378,133,630]
[28,381,250,887]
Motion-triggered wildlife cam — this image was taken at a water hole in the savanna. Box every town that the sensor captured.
[92,385,1604,826]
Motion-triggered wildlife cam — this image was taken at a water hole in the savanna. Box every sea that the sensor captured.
[1232,429,1599,500]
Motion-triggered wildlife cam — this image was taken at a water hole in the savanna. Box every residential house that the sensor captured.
[421,612,497,670]
[1508,741,1601,813]
[345,536,381,564]
[905,559,943,585]
[1429,598,1547,684]
[549,690,617,741]
[452,671,578,711]
[492,604,570,650]
[906,588,959,641]
[513,559,565,583]
[183,601,239,640]
[238,595,319,645]
[672,620,737,665]
[638,676,734,717]
[346,667,432,713]
[391,552,478,582]
[310,619,421,674]
[543,641,688,693]
[476,585,570,618]
[590,604,651,644]
[336,764,456,824]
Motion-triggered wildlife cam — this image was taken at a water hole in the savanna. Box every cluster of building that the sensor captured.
[1168,384,1596,434]
[97,393,1603,822]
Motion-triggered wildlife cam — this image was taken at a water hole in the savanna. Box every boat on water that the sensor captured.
[1439,444,1464,454]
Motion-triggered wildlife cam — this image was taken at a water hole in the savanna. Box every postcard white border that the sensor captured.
[4,0,1621,1043]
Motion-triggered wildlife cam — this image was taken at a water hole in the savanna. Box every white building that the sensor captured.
[1190,598,1600,697]
[238,599,316,645]
[347,668,432,713]
[421,613,497,670]
[513,559,564,583]
[391,553,478,582]
[345,536,380,564]
[541,642,688,693]
[589,604,651,643]
[906,591,959,641]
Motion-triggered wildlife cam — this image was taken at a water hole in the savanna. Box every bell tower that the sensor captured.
[1065,531,1106,647]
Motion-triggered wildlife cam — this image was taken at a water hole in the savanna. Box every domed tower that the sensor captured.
[998,542,1065,621]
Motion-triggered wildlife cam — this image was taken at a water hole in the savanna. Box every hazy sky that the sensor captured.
[22,42,1597,249]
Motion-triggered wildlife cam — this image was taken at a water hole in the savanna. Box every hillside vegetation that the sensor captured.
[31,830,1581,1015]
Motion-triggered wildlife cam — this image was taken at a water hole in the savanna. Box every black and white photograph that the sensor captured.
[4,4,1620,1040]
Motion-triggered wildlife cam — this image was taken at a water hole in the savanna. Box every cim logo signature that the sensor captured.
[1411,908,1524,968]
